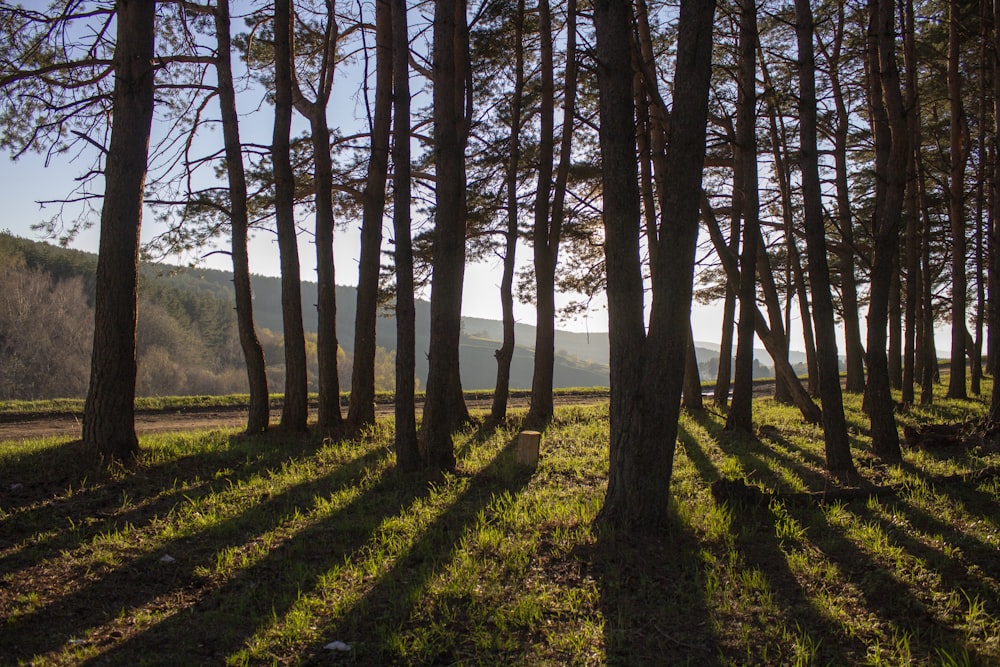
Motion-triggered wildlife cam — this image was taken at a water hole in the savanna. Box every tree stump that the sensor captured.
[515,431,541,467]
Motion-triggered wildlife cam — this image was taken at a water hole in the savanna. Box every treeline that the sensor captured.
[2,0,1000,533]
[0,234,401,399]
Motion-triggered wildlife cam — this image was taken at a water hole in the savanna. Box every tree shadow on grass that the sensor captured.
[687,411,833,491]
[294,434,537,665]
[0,438,391,664]
[588,515,717,665]
[0,430,333,583]
[723,497,867,664]
[801,500,978,663]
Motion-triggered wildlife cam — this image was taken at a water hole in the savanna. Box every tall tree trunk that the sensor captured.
[702,196,823,423]
[82,0,156,462]
[349,0,393,430]
[991,0,1000,388]
[391,0,419,470]
[273,0,309,432]
[865,0,906,462]
[490,0,526,425]
[767,102,819,396]
[901,0,919,406]
[920,161,937,404]
[420,0,470,470]
[285,3,342,430]
[947,0,968,399]
[682,323,703,410]
[726,0,760,434]
[528,0,576,425]
[795,0,855,476]
[889,247,903,388]
[827,4,866,393]
[313,119,342,429]
[971,0,988,396]
[215,0,268,434]
[715,283,737,407]
[594,0,717,532]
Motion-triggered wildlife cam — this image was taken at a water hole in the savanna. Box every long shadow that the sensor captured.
[800,502,978,663]
[899,458,1000,531]
[290,435,536,665]
[0,440,390,663]
[86,456,435,666]
[677,422,722,484]
[893,486,1000,592]
[0,431,328,582]
[591,518,719,665]
[724,498,867,664]
[862,498,1000,622]
[688,412,832,493]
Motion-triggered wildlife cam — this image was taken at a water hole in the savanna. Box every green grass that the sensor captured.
[1,379,998,665]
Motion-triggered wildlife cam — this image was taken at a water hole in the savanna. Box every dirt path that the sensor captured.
[0,393,616,443]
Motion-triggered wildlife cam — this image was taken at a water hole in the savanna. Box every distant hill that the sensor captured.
[1,233,803,392]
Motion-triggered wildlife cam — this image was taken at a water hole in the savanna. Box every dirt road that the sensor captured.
[0,393,618,443]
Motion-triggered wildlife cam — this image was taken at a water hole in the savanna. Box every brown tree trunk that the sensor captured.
[703,195,823,424]
[682,322,703,411]
[901,0,919,406]
[313,118,342,429]
[991,0,1000,394]
[82,0,156,462]
[528,0,576,426]
[827,3,867,393]
[391,0,419,470]
[215,0,268,434]
[889,247,903,389]
[971,0,989,396]
[490,0,526,425]
[795,0,855,476]
[865,0,906,463]
[947,0,968,400]
[273,0,308,432]
[420,0,470,470]
[595,0,717,532]
[715,285,737,407]
[349,0,392,430]
[726,0,760,434]
[286,4,342,430]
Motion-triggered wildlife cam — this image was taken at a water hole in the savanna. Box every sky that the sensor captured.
[0,0,803,353]
[1,142,759,345]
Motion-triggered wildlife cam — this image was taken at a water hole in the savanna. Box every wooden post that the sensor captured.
[515,430,541,466]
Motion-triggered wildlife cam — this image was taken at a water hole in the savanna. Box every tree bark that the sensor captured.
[528,0,577,426]
[947,0,967,399]
[795,0,855,476]
[702,195,823,424]
[682,322,704,411]
[490,0,526,425]
[865,0,906,463]
[901,0,919,406]
[215,0,268,434]
[286,2,342,430]
[82,0,156,462]
[726,0,760,434]
[826,4,866,393]
[273,0,309,432]
[391,0,419,470]
[594,0,717,532]
[420,0,470,470]
[349,0,392,431]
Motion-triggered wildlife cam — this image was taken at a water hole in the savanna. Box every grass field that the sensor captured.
[1,382,998,665]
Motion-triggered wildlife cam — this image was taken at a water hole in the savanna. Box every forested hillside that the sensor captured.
[0,233,618,399]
